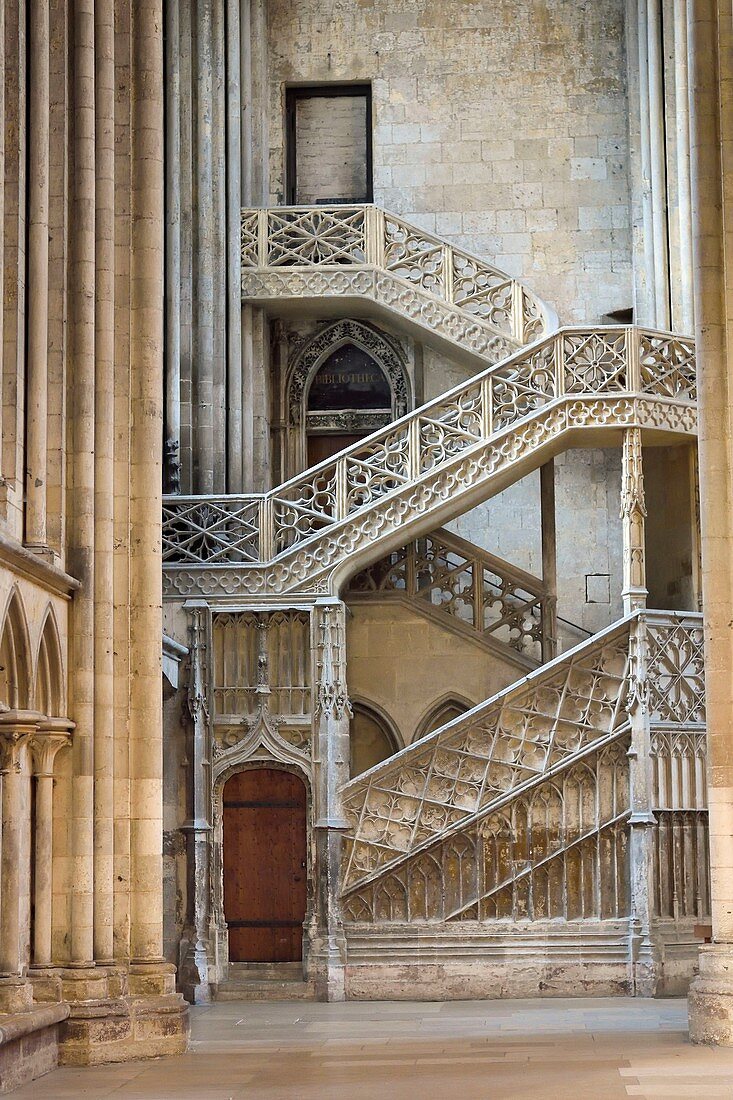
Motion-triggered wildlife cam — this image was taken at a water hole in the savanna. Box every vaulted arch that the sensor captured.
[33,606,65,717]
[0,588,32,711]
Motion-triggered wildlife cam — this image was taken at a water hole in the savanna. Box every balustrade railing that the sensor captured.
[340,610,706,900]
[345,527,551,663]
[240,204,555,344]
[163,327,696,569]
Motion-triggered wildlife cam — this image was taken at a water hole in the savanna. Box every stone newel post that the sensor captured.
[310,600,352,1001]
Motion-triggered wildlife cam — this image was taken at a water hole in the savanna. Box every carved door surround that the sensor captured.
[283,319,411,476]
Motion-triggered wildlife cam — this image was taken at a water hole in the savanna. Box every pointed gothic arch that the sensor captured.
[349,697,402,777]
[33,606,65,717]
[414,692,474,742]
[0,588,32,711]
[284,320,411,475]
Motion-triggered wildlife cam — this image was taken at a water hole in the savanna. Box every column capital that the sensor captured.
[0,711,43,771]
[30,718,74,776]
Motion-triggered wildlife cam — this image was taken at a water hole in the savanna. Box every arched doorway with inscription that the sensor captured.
[222,767,308,962]
[282,320,411,477]
[305,342,392,466]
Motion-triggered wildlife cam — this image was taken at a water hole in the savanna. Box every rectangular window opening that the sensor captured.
[286,84,373,205]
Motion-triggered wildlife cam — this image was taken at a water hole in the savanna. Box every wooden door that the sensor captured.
[307,433,364,467]
[223,768,307,962]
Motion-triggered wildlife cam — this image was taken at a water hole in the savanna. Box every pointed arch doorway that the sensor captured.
[222,768,307,962]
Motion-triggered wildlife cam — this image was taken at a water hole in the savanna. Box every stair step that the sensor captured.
[215,961,316,1002]
[228,961,303,978]
[215,978,316,1002]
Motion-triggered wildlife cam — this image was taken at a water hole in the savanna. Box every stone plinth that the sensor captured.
[689,947,733,1044]
[0,1002,69,1093]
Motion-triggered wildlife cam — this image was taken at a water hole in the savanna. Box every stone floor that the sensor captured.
[9,997,733,1098]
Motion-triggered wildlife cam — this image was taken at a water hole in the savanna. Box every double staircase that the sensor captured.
[165,204,707,998]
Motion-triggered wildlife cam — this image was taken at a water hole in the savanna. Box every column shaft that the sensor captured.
[621,427,648,614]
[0,731,32,975]
[33,772,54,966]
[540,460,557,661]
[129,0,165,962]
[93,0,115,965]
[25,0,51,547]
[164,0,181,493]
[68,0,96,967]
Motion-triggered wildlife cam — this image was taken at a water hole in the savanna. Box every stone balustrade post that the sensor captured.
[621,427,649,615]
[626,614,659,993]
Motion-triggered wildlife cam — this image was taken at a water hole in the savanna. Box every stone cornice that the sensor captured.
[0,532,80,598]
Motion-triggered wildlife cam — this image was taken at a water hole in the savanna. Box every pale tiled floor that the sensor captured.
[11,998,733,1099]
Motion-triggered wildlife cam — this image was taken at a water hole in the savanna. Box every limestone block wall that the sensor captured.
[266,0,633,323]
[345,602,526,747]
[449,449,625,638]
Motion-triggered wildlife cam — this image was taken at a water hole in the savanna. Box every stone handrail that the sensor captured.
[241,204,558,347]
[162,327,696,599]
[340,610,705,899]
[345,526,551,665]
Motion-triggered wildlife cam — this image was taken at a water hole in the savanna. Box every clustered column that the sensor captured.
[0,712,71,1011]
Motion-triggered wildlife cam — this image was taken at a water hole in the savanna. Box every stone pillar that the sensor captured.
[621,427,648,615]
[626,615,659,994]
[0,714,39,1011]
[25,0,51,549]
[30,722,72,969]
[127,0,169,975]
[686,0,733,1045]
[68,0,97,970]
[164,0,182,495]
[309,601,352,1001]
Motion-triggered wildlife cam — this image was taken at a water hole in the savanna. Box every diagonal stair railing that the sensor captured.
[162,326,697,600]
[344,526,551,667]
[340,610,706,914]
[240,204,557,358]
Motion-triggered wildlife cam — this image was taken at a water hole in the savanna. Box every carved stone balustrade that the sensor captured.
[339,611,706,932]
[345,526,549,667]
[240,204,557,350]
[162,327,697,601]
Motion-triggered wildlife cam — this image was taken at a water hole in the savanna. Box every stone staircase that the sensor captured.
[215,962,316,1002]
[169,204,706,1000]
[340,610,706,922]
[162,326,696,603]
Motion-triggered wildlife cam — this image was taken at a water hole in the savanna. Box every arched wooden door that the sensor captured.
[223,768,307,962]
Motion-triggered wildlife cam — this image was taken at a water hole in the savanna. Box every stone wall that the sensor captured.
[267,0,633,323]
[346,601,528,746]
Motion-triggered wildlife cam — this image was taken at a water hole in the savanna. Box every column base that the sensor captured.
[689,946,733,1044]
[57,962,189,1065]
[0,977,33,1013]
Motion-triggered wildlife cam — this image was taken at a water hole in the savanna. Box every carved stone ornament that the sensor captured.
[288,318,410,425]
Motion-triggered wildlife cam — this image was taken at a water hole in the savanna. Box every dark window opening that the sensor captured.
[286,84,373,205]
